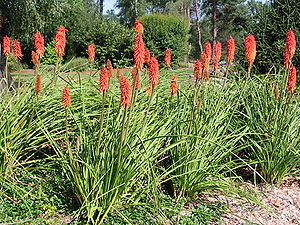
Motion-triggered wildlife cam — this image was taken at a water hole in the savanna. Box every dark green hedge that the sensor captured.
[140,14,189,66]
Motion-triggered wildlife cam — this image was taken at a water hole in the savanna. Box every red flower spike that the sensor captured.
[144,48,151,65]
[13,40,23,60]
[170,75,178,96]
[99,66,109,93]
[201,52,210,81]
[213,41,222,70]
[34,32,45,58]
[55,26,68,57]
[88,44,95,62]
[227,37,236,63]
[245,35,256,68]
[117,68,122,80]
[165,48,171,68]
[194,60,203,79]
[32,51,40,66]
[3,37,10,55]
[134,20,144,34]
[35,74,42,94]
[149,56,159,87]
[62,86,71,107]
[284,30,297,68]
[134,34,145,71]
[120,76,132,108]
[131,67,141,89]
[204,42,212,62]
[106,59,113,78]
[288,66,297,92]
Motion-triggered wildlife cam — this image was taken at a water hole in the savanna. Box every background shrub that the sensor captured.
[140,14,190,66]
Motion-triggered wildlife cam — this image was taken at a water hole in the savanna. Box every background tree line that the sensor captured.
[0,0,299,72]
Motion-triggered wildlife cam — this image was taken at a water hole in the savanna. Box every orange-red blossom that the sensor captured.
[34,32,45,58]
[62,86,71,107]
[88,44,95,62]
[120,76,132,108]
[288,66,297,92]
[170,75,178,96]
[284,30,297,68]
[55,25,68,57]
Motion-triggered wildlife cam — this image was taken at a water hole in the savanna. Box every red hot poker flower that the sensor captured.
[284,30,297,68]
[204,42,212,62]
[35,74,42,94]
[134,20,144,34]
[149,56,159,87]
[165,48,171,68]
[288,66,297,92]
[131,67,141,89]
[227,37,236,63]
[213,41,222,70]
[3,37,10,55]
[117,68,122,80]
[170,75,178,96]
[34,32,45,58]
[32,51,40,66]
[13,40,23,60]
[120,76,132,108]
[55,26,68,57]
[99,66,109,93]
[194,60,203,79]
[134,34,145,71]
[245,35,256,68]
[62,86,71,107]
[144,48,151,65]
[201,52,210,81]
[88,44,95,62]
[106,59,114,78]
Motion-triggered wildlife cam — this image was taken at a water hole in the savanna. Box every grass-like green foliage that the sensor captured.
[1,64,299,224]
[140,14,190,66]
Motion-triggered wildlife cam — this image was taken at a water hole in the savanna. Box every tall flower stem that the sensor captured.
[96,92,106,155]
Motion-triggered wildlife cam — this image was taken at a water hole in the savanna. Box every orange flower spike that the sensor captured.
[35,74,42,94]
[134,20,144,34]
[134,34,145,71]
[99,66,109,93]
[88,44,95,62]
[144,48,151,65]
[117,68,122,80]
[194,60,203,79]
[13,40,23,60]
[213,41,222,70]
[288,66,297,92]
[3,37,11,55]
[131,67,141,89]
[165,48,171,68]
[227,37,236,63]
[120,76,132,108]
[284,30,297,68]
[32,51,40,66]
[62,86,71,107]
[106,59,114,78]
[245,35,257,68]
[55,25,68,57]
[34,32,45,58]
[170,75,178,96]
[201,52,210,81]
[204,42,212,62]
[149,56,160,87]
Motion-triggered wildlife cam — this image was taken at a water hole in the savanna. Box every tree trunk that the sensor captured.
[211,0,217,57]
[194,0,203,54]
[97,0,104,15]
